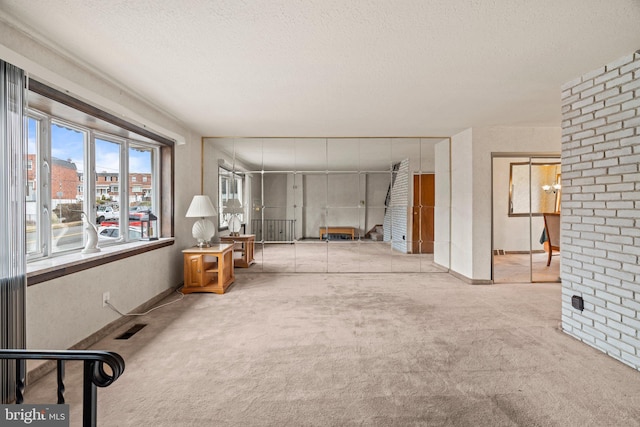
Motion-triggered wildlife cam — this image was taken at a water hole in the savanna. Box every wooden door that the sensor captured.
[412,174,435,254]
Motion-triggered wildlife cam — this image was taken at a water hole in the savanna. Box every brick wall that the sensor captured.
[50,157,79,199]
[383,158,409,253]
[561,52,640,370]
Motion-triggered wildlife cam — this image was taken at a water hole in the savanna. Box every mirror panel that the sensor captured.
[509,162,561,216]
[234,138,263,171]
[327,173,361,208]
[295,138,326,171]
[301,173,327,239]
[261,242,296,273]
[328,138,359,171]
[263,138,295,171]
[359,241,392,272]
[203,137,449,274]
[327,207,361,272]
[390,139,418,259]
[433,138,451,270]
[532,157,562,283]
[244,172,262,240]
[360,138,391,172]
[295,241,328,272]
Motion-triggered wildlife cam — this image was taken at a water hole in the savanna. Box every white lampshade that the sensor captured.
[186,195,217,218]
[223,198,244,215]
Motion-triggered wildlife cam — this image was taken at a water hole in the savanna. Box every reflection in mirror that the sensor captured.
[261,242,296,273]
[203,137,450,274]
[359,241,392,272]
[493,156,561,284]
[433,138,451,270]
[244,171,261,237]
[295,138,326,171]
[509,162,561,216]
[233,138,263,171]
[263,138,295,172]
[296,241,328,272]
[218,167,244,230]
[328,138,360,171]
[327,206,361,272]
[361,138,391,172]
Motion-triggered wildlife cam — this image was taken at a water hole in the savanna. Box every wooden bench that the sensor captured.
[319,226,356,240]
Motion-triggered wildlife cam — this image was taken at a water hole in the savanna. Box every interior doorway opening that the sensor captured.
[491,154,561,283]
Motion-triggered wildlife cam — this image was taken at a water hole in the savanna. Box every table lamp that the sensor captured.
[186,195,217,247]
[223,197,244,236]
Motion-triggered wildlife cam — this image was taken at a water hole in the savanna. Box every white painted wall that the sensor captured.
[471,127,561,280]
[450,129,474,279]
[450,128,562,281]
[1,24,200,352]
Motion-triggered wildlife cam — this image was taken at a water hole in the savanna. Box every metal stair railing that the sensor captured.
[0,349,125,427]
[252,219,296,242]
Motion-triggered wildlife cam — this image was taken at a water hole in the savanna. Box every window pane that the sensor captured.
[95,138,121,225]
[51,122,85,253]
[26,117,39,255]
[129,144,154,240]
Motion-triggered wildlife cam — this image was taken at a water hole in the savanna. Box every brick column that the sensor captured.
[561,52,640,370]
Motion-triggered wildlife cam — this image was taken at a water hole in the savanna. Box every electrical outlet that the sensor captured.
[102,292,110,307]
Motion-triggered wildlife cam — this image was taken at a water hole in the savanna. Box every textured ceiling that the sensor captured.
[1,0,640,138]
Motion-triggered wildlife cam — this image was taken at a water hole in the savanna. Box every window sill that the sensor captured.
[26,238,175,286]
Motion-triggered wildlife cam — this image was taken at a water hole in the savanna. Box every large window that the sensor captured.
[25,88,168,260]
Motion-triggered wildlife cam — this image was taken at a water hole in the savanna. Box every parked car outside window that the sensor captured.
[98,225,143,241]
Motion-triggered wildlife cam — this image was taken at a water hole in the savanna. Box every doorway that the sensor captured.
[412,174,434,254]
[492,155,561,283]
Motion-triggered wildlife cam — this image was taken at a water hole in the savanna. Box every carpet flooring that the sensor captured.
[24,272,640,426]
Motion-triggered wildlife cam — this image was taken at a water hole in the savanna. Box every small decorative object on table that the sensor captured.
[81,212,101,254]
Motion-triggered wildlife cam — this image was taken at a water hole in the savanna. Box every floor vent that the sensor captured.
[115,323,147,340]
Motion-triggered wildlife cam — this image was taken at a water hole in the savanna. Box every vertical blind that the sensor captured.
[0,60,26,403]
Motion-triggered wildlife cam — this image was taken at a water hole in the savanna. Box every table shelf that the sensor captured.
[219,234,255,268]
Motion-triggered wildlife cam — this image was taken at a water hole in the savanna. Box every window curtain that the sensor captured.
[0,60,26,403]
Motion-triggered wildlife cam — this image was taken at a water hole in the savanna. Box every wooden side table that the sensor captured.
[220,234,255,268]
[182,244,235,294]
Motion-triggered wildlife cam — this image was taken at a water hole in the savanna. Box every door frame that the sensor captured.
[490,152,560,283]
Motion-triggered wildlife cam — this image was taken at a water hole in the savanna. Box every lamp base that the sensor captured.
[192,218,215,248]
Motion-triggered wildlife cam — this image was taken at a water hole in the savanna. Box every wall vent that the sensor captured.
[115,323,147,340]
